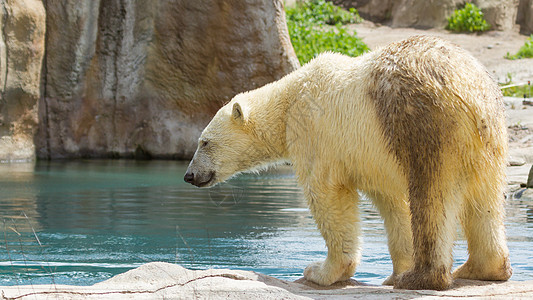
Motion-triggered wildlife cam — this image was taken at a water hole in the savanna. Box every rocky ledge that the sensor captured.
[1,262,532,299]
[505,97,533,198]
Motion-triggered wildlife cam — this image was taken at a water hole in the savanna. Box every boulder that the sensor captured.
[36,0,298,159]
[339,0,396,24]
[0,0,45,162]
[475,0,519,31]
[390,0,462,29]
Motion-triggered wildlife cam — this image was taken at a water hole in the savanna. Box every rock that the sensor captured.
[331,0,462,28]
[517,0,533,34]
[508,147,533,165]
[343,0,397,24]
[0,262,309,300]
[0,0,45,162]
[1,262,533,299]
[476,0,519,31]
[332,0,521,30]
[512,186,533,199]
[526,165,533,188]
[506,163,531,187]
[36,0,298,159]
[390,0,462,29]
[522,188,533,199]
[509,155,526,166]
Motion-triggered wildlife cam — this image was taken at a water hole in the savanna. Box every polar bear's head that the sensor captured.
[184,96,270,188]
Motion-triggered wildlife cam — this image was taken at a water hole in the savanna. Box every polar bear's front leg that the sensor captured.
[303,184,361,286]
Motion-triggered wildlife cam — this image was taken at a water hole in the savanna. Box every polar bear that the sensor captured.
[184,36,512,290]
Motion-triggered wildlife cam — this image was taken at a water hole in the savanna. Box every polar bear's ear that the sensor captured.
[232,102,244,125]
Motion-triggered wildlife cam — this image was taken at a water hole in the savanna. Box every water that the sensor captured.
[0,160,531,286]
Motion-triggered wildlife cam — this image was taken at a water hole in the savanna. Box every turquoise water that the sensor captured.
[0,160,531,286]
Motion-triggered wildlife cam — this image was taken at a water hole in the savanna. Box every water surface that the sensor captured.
[0,160,531,286]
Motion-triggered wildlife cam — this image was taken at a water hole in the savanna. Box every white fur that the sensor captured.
[187,36,511,289]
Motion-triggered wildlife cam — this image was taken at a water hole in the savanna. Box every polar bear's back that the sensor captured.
[365,36,506,196]
[288,36,506,196]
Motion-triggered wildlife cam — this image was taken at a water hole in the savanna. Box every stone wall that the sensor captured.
[0,0,297,161]
[36,0,298,160]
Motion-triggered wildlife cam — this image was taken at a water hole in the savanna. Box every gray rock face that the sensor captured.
[331,0,461,28]
[477,0,519,31]
[518,0,533,34]
[0,0,45,162]
[389,0,463,29]
[36,0,298,159]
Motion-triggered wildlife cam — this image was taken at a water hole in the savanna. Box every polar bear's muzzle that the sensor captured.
[184,169,216,188]
[185,146,218,187]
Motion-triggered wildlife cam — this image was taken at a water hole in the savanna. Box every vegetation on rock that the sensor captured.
[446,3,490,33]
[286,0,368,64]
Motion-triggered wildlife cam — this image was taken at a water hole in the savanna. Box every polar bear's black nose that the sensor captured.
[184,172,195,184]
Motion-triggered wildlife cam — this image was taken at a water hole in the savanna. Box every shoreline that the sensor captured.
[1,262,532,299]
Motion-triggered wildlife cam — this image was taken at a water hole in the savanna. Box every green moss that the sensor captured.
[286,0,368,65]
[446,3,490,33]
[505,35,533,60]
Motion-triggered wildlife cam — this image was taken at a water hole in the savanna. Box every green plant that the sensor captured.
[446,3,490,33]
[503,72,513,86]
[286,0,362,26]
[286,0,368,65]
[288,23,369,64]
[501,82,532,98]
[505,35,533,60]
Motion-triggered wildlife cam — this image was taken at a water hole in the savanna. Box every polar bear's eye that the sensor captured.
[201,140,209,147]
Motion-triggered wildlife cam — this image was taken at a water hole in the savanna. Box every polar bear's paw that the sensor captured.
[383,273,400,286]
[394,269,452,291]
[453,257,512,281]
[303,260,356,286]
